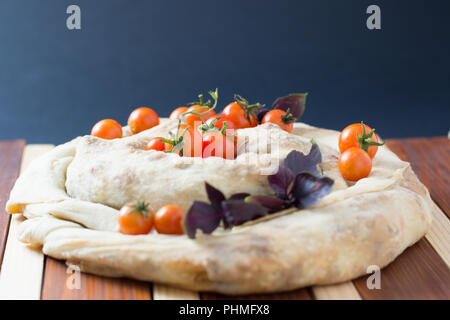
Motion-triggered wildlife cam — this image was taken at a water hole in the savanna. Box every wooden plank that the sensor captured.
[353,239,450,299]
[0,140,25,267]
[202,288,312,300]
[0,144,53,299]
[426,202,450,267]
[312,282,361,300]
[152,284,199,300]
[41,258,151,300]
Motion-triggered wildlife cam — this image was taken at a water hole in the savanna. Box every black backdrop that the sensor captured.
[1,0,449,144]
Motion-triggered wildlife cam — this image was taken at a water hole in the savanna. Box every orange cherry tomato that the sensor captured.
[128,107,160,134]
[202,131,236,159]
[118,201,154,235]
[222,102,257,129]
[91,119,123,140]
[261,109,294,133]
[147,137,166,151]
[154,205,185,235]
[166,124,203,157]
[338,147,372,181]
[169,106,189,120]
[338,123,381,159]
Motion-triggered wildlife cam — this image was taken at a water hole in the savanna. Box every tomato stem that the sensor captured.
[128,200,150,218]
[234,94,263,126]
[357,122,385,153]
[163,120,189,156]
[281,109,294,124]
[181,88,219,125]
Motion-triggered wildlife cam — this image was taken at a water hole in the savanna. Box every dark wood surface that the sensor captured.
[353,239,450,299]
[0,138,448,300]
[41,257,152,300]
[202,288,312,300]
[0,140,24,267]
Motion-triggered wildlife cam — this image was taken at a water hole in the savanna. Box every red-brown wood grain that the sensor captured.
[41,257,152,300]
[0,140,25,268]
[201,288,312,300]
[353,239,450,299]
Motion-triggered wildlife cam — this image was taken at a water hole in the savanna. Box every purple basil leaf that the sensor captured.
[272,93,307,119]
[283,144,322,176]
[184,201,223,239]
[245,195,285,212]
[255,107,270,123]
[268,165,294,197]
[205,182,226,212]
[291,173,334,209]
[221,200,268,227]
[229,192,250,200]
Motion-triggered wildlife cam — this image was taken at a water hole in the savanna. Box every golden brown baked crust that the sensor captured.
[6,122,433,294]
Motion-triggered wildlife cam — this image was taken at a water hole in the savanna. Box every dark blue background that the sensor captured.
[1,0,449,144]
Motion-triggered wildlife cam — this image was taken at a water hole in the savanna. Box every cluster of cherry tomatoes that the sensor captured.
[90,90,295,160]
[119,201,186,236]
[338,123,384,181]
[90,91,296,235]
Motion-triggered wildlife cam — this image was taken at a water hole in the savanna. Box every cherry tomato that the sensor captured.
[118,201,154,235]
[205,115,237,144]
[166,124,203,157]
[183,105,216,128]
[169,107,189,120]
[222,102,257,129]
[261,109,294,133]
[147,137,166,151]
[189,105,216,120]
[202,131,236,159]
[154,205,185,235]
[91,119,123,140]
[205,115,236,131]
[338,147,372,181]
[128,107,160,134]
[338,123,381,159]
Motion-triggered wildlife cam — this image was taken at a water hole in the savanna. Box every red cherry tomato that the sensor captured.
[169,107,189,120]
[118,201,154,235]
[222,102,257,129]
[154,205,185,235]
[128,107,160,134]
[183,105,216,128]
[202,131,236,160]
[91,119,123,140]
[338,147,372,181]
[147,137,166,151]
[261,109,294,133]
[205,115,236,131]
[339,123,382,159]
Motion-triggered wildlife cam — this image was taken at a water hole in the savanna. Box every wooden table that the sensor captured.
[0,138,448,300]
